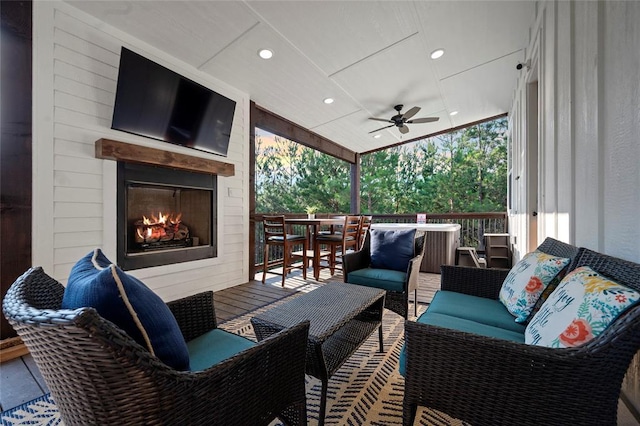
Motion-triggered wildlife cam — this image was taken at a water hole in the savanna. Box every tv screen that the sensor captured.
[111,47,236,157]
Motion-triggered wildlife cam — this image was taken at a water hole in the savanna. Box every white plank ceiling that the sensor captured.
[67,0,536,154]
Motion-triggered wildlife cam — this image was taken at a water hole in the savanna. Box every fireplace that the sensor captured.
[117,162,216,270]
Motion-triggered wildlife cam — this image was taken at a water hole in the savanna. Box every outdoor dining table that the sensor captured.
[285,217,344,280]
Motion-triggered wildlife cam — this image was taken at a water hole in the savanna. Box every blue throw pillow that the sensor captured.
[370,228,416,272]
[61,249,190,371]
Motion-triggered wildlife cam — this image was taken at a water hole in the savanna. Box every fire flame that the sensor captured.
[142,212,181,226]
[135,212,185,243]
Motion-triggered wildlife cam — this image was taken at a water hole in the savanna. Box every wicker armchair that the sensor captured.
[3,267,309,426]
[343,230,426,319]
[403,239,640,426]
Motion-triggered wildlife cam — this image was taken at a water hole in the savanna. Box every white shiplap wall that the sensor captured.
[32,1,250,300]
[509,0,640,264]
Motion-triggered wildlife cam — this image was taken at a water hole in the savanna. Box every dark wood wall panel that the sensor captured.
[1,1,32,339]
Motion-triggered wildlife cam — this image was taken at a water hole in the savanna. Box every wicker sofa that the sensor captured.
[3,267,310,426]
[402,238,640,426]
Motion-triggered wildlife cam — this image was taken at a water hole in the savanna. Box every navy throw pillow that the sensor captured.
[61,249,190,371]
[370,228,416,272]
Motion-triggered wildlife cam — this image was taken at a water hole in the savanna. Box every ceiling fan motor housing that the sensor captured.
[392,105,405,125]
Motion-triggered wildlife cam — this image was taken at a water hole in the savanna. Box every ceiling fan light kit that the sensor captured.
[368,104,439,134]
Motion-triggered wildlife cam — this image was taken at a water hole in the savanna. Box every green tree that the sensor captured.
[255,134,350,213]
[296,148,350,213]
[256,117,508,215]
[360,149,402,213]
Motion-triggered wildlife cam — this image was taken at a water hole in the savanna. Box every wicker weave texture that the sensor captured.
[251,283,384,426]
[403,239,640,426]
[3,267,310,426]
[251,282,384,379]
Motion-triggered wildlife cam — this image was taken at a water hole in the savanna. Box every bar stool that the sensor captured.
[358,215,373,249]
[314,215,360,279]
[262,215,308,286]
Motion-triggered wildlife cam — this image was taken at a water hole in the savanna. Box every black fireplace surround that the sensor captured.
[117,162,217,270]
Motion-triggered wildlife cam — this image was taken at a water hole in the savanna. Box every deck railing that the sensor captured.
[252,212,508,271]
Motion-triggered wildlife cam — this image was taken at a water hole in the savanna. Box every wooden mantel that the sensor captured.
[95,139,235,177]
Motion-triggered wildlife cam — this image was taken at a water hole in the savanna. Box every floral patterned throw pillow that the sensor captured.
[499,250,571,323]
[525,266,640,347]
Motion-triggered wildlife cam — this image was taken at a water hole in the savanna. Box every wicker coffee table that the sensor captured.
[251,283,386,426]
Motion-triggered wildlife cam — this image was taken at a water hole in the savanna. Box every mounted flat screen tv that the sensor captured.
[111,47,236,157]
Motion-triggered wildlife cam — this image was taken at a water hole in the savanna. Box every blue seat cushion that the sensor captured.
[399,311,525,376]
[62,249,190,371]
[187,329,256,371]
[370,228,416,272]
[346,268,406,292]
[427,291,526,334]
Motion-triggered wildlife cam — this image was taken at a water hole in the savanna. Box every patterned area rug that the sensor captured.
[1,294,466,426]
[1,394,60,426]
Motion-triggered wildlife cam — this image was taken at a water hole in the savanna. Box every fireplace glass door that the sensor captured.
[118,162,216,270]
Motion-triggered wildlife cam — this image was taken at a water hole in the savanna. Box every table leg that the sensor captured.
[304,225,311,271]
[376,295,385,352]
[318,377,328,426]
[313,224,321,280]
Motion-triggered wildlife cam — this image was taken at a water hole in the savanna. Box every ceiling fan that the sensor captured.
[368,104,439,135]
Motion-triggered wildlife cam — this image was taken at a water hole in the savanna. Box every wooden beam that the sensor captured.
[1,0,32,340]
[249,101,258,279]
[95,139,235,176]
[0,337,28,363]
[253,105,357,164]
[350,154,361,213]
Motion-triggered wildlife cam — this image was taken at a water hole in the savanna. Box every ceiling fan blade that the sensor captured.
[368,117,393,123]
[406,117,440,124]
[402,106,421,120]
[399,124,410,134]
[368,124,395,134]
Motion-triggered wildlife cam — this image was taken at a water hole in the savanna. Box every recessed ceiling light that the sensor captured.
[323,98,334,104]
[258,49,273,59]
[373,134,382,139]
[449,110,459,116]
[430,48,445,60]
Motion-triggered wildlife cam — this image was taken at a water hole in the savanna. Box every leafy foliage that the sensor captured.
[255,117,508,214]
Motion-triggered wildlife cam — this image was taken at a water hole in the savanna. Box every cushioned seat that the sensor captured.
[187,329,256,371]
[399,238,640,426]
[346,268,406,292]
[426,291,526,334]
[343,229,426,319]
[416,311,525,343]
[399,310,525,376]
[3,258,311,425]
